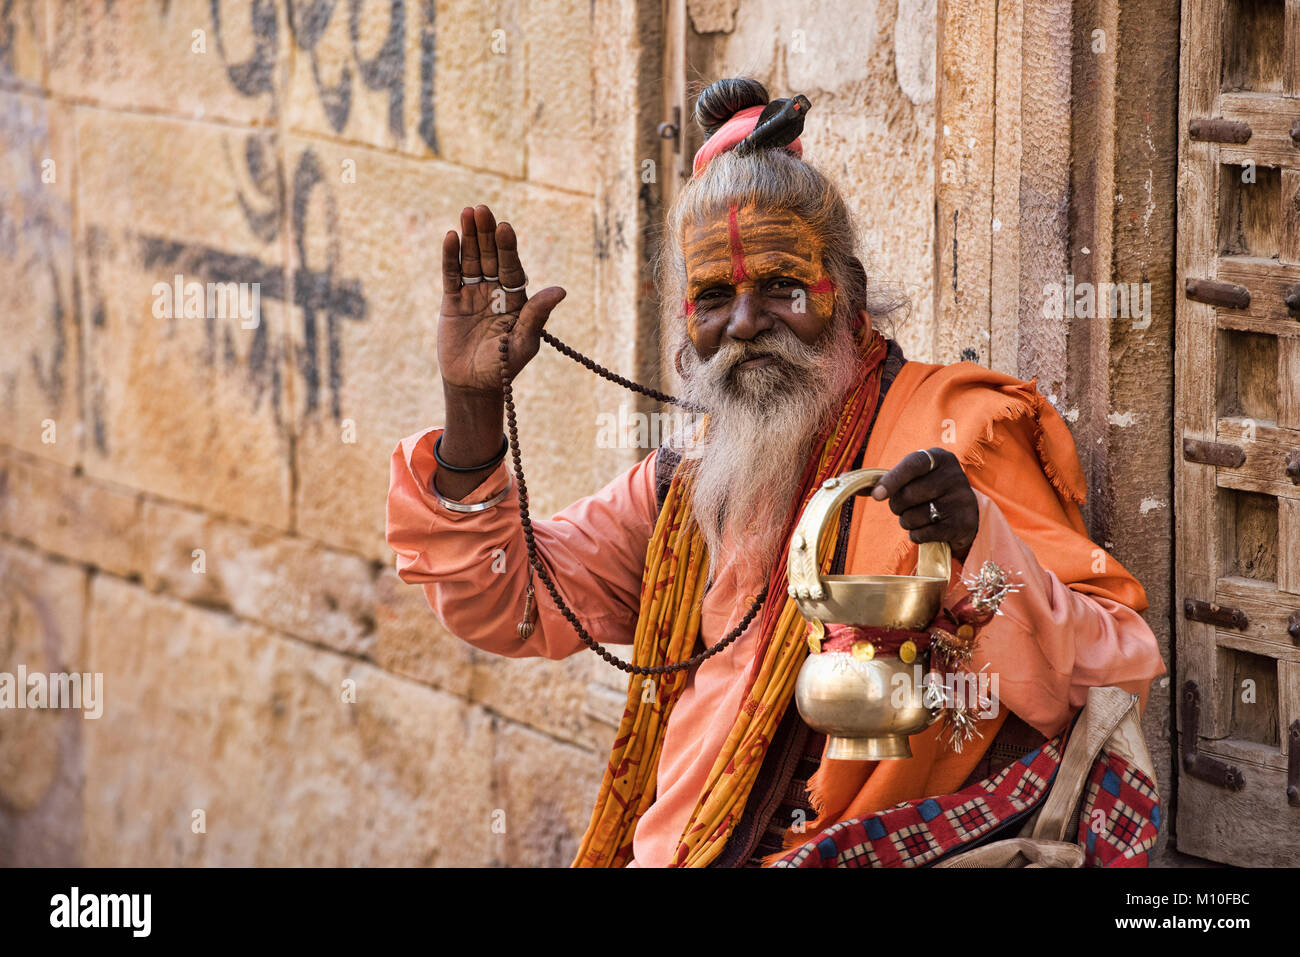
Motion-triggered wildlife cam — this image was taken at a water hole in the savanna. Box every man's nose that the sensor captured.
[724,289,773,341]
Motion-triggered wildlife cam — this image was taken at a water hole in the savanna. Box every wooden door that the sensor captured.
[1176,0,1300,865]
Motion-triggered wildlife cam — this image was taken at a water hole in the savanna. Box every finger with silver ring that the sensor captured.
[897,498,947,531]
[915,448,936,472]
[441,229,465,297]
[929,501,942,523]
[495,222,530,303]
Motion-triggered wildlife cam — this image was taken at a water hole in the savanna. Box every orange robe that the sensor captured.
[385,359,1166,867]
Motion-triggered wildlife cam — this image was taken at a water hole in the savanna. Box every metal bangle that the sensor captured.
[434,433,508,472]
[432,472,513,513]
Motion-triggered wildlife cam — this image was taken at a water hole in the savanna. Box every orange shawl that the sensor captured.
[763,359,1150,863]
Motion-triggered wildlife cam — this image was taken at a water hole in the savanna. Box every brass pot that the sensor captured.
[787,468,951,759]
[795,652,940,760]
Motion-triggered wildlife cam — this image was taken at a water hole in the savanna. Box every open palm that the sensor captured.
[438,204,567,395]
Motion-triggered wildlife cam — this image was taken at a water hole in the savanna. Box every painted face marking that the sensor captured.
[728,203,749,283]
[680,203,838,351]
[683,297,698,338]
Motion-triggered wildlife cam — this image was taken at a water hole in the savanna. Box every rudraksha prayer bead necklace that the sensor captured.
[500,331,768,676]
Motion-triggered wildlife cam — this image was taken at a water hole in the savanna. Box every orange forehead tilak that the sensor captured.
[681,203,836,334]
[683,205,830,294]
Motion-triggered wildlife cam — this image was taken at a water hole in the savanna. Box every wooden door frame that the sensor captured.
[937,0,1180,859]
[1173,0,1300,866]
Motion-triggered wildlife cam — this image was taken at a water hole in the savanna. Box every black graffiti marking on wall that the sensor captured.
[0,0,15,79]
[348,0,405,139]
[290,148,367,421]
[0,95,71,414]
[209,0,437,149]
[30,260,66,407]
[417,0,435,151]
[287,0,350,128]
[230,132,283,245]
[2,0,437,149]
[83,224,111,454]
[81,222,286,456]
[0,3,395,448]
[212,0,278,98]
[276,0,436,150]
[64,137,366,455]
[229,133,369,424]
[138,233,286,420]
[132,150,368,426]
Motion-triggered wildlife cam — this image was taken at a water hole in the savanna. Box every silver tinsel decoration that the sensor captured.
[942,704,984,753]
[932,629,974,668]
[962,559,1022,615]
[934,560,1021,752]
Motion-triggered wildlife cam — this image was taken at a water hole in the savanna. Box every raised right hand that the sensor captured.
[438,204,567,396]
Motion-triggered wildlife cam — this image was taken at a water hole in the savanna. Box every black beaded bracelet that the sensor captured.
[433,433,509,473]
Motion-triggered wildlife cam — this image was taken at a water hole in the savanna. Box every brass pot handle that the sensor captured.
[786,468,952,602]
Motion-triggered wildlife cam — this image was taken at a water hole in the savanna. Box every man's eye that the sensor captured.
[768,279,801,292]
[697,288,727,301]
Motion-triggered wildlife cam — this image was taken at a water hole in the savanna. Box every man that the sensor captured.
[387,78,1166,868]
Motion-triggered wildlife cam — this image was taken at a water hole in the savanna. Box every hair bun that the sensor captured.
[694,77,769,138]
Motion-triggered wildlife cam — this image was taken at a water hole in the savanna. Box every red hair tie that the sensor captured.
[692,104,804,177]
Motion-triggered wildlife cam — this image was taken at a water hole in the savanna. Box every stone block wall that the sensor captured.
[682,0,938,362]
[3,0,1168,869]
[1,0,623,867]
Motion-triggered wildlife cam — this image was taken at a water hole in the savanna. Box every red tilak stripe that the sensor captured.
[808,277,835,295]
[727,203,748,283]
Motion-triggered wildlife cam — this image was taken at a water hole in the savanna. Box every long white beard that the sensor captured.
[675,317,865,585]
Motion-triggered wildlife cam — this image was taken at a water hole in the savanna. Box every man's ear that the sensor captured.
[674,340,690,376]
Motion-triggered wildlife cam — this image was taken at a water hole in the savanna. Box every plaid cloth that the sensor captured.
[772,737,1065,867]
[1078,751,1161,867]
[771,729,1162,868]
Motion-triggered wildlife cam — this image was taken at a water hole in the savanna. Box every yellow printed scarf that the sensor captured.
[572,328,888,867]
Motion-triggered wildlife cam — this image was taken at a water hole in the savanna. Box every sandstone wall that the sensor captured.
[682,0,938,361]
[1,0,626,867]
[1,0,1177,868]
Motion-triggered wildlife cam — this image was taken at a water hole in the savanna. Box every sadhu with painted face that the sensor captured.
[387,77,1166,868]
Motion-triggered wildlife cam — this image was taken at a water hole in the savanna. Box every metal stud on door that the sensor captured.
[1175,0,1300,866]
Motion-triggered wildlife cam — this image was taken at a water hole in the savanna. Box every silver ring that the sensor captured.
[929,501,942,523]
[461,274,483,285]
[916,448,935,472]
[432,472,513,513]
[501,275,528,294]
[482,274,499,282]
